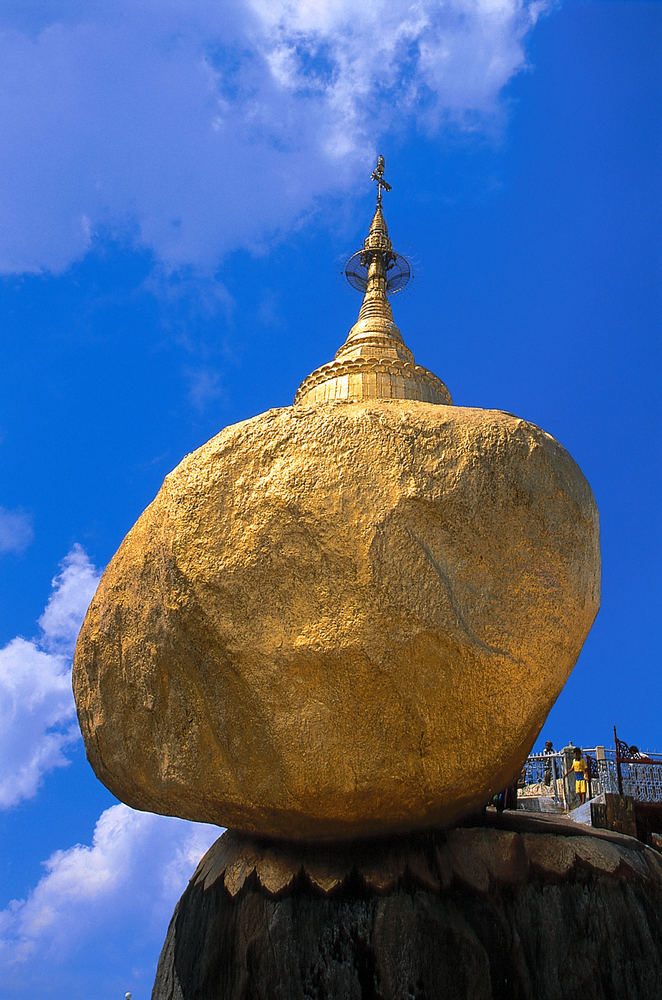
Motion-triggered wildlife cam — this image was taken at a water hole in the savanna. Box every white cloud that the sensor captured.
[0,803,219,995]
[0,545,100,808]
[38,543,101,655]
[0,0,549,275]
[185,365,226,411]
[0,506,33,555]
[0,638,76,808]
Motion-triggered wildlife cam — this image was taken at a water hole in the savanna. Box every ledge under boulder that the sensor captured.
[152,811,662,1000]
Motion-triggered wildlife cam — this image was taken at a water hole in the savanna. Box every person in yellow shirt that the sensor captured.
[563,747,589,805]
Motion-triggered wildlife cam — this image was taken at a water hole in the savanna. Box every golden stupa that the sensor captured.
[295,180,450,406]
[73,159,600,840]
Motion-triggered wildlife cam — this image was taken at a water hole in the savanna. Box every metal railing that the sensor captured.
[596,749,662,803]
[519,753,565,807]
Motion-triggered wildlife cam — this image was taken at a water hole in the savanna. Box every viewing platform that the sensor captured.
[517,730,662,848]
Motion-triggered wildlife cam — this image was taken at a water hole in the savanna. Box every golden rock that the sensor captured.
[73,398,599,839]
[73,161,600,840]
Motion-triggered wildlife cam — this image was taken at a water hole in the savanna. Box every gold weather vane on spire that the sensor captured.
[293,157,452,407]
[370,154,392,208]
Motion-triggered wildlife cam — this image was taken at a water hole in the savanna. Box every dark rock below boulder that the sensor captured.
[152,811,662,1000]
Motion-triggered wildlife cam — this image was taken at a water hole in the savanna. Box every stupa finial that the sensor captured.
[342,157,410,325]
[370,154,392,208]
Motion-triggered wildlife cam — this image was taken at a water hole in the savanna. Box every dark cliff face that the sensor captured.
[152,816,662,1000]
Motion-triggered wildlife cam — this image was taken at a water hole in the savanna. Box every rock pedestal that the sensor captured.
[152,812,662,1000]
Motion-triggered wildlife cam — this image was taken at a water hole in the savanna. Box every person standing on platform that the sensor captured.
[543,740,555,786]
[564,747,589,805]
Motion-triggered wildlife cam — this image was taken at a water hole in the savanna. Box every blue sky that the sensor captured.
[0,1,659,997]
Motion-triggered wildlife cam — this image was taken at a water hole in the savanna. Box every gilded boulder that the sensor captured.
[73,400,599,839]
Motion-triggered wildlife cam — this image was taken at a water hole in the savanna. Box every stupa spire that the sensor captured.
[357,208,393,322]
[294,155,452,407]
